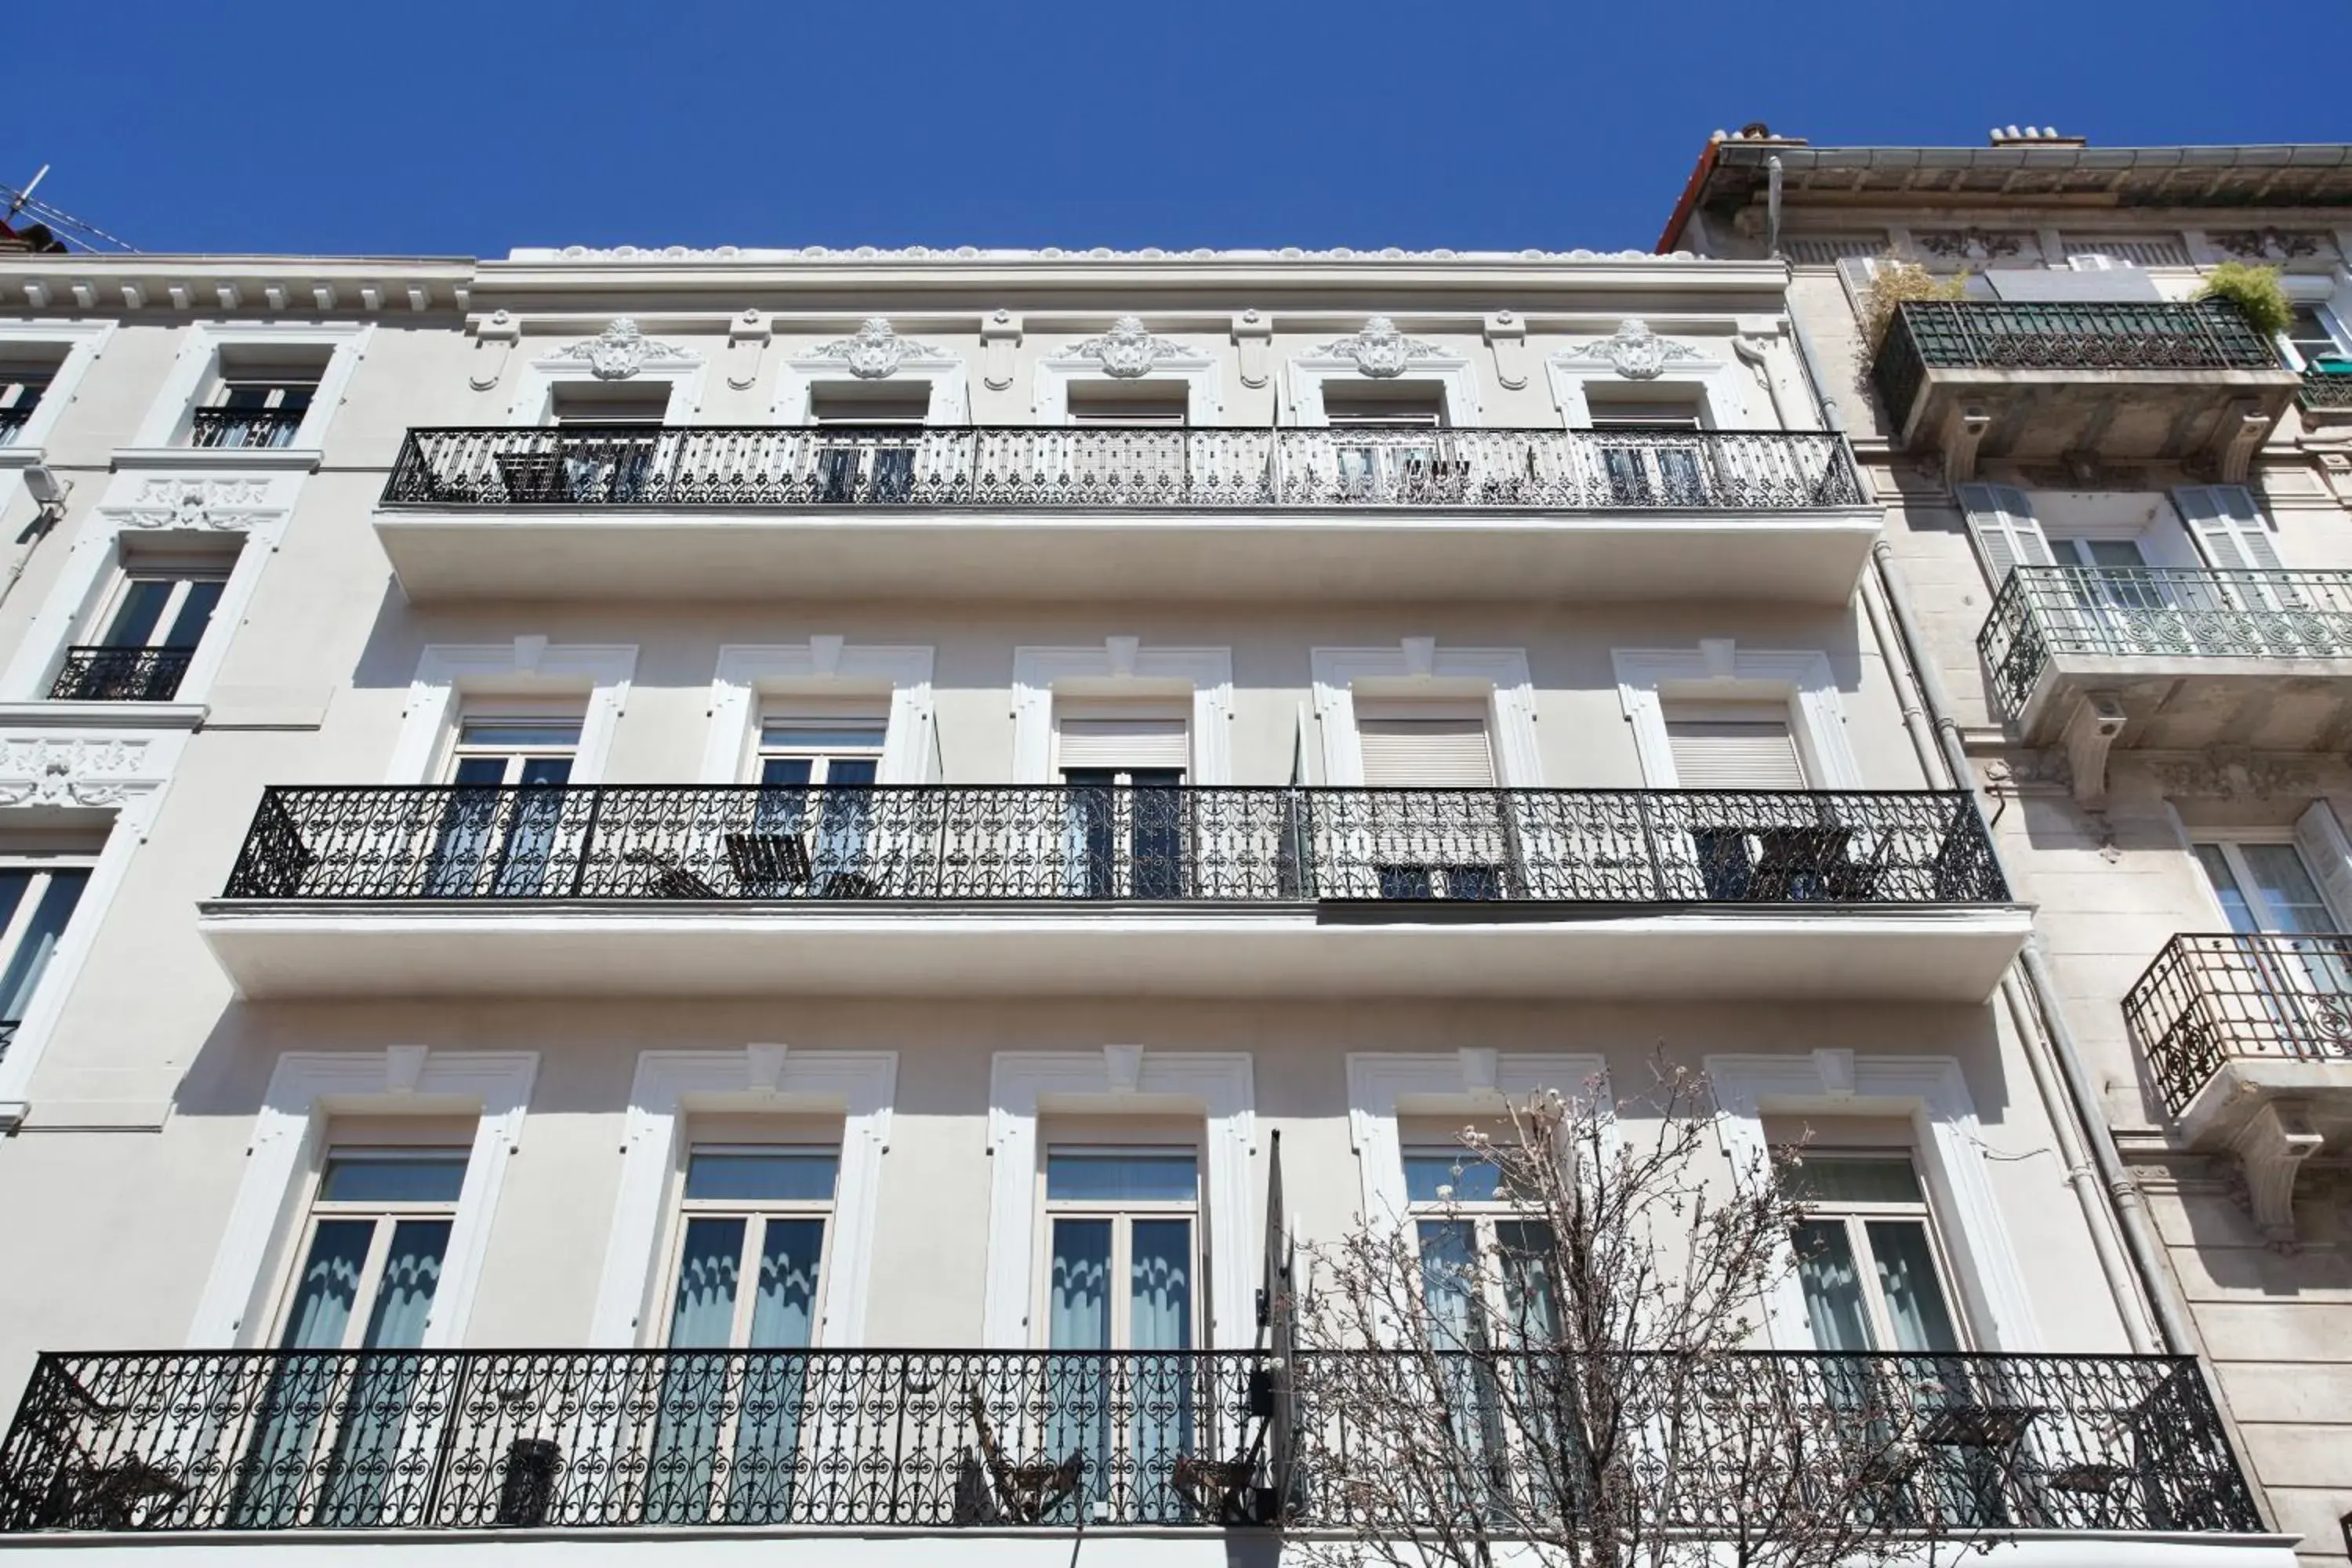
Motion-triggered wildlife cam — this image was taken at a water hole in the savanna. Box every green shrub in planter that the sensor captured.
[2196,262,2293,339]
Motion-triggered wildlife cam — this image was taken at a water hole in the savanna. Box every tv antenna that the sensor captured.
[2,166,139,253]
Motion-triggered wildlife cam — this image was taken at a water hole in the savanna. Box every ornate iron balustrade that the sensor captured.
[46,646,196,702]
[187,408,304,450]
[1874,299,2281,426]
[2125,932,2352,1116]
[2301,368,2352,412]
[1977,564,2352,720]
[379,426,1865,513]
[0,1349,2256,1535]
[219,785,2005,906]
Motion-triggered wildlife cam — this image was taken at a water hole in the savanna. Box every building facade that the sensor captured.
[0,231,2296,1563]
[1665,127,2352,1564]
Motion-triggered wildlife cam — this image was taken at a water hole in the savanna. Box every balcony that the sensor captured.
[1979,566,2352,801]
[2301,365,2352,415]
[1871,301,2299,480]
[44,647,195,703]
[196,784,2027,1004]
[371,424,1878,603]
[0,1348,2259,1538]
[2125,932,2352,1239]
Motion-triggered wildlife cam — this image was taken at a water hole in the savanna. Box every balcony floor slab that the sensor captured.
[195,901,2033,1004]
[2016,655,2352,752]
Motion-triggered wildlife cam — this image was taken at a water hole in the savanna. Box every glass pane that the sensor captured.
[0,869,85,1019]
[1046,1149,1197,1203]
[684,1149,840,1203]
[0,873,31,953]
[515,757,573,787]
[759,724,885,752]
[2194,844,2263,935]
[279,1218,374,1348]
[669,1217,746,1348]
[759,757,814,788]
[745,1218,825,1349]
[1783,1156,1926,1206]
[320,1154,467,1205]
[1048,1217,1112,1349]
[824,758,880,787]
[456,720,582,750]
[1128,1218,1192,1351]
[450,757,508,787]
[100,579,174,648]
[2083,539,2147,568]
[1865,1220,1963,1354]
[1793,1219,1876,1352]
[1495,1220,1559,1341]
[1415,1219,1480,1346]
[359,1219,450,1349]
[162,579,226,647]
[1403,1147,1504,1203]
[2241,844,2337,934]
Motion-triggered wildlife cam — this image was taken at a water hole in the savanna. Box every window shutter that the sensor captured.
[1055,718,1189,771]
[2174,486,2284,572]
[1356,719,1497,787]
[1958,484,2054,586]
[1663,705,1808,789]
[2295,802,2352,928]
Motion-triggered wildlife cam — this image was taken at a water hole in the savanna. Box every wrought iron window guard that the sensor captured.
[1977,565,2352,720]
[2125,931,2352,1117]
[378,426,1865,513]
[187,408,304,450]
[46,646,197,703]
[1873,299,2282,426]
[2301,366,2352,412]
[218,785,2005,906]
[0,1349,2255,1534]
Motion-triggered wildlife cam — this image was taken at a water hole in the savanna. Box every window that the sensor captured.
[1042,1145,1199,1350]
[0,365,50,445]
[1356,710,1502,899]
[1586,394,1708,506]
[1066,383,1190,426]
[1788,1155,1965,1353]
[550,386,671,426]
[1403,1141,1556,1342]
[1661,701,1806,789]
[426,717,580,897]
[740,721,885,897]
[2192,822,2352,1029]
[1056,717,1189,898]
[808,385,931,425]
[192,360,319,449]
[50,558,230,702]
[2195,837,2343,936]
[1322,385,1459,503]
[0,857,89,1060]
[234,1147,470,1527]
[803,387,926,503]
[1323,386,1447,427]
[2285,305,2350,373]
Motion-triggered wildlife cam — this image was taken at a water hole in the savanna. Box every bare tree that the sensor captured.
[1289,1061,1998,1568]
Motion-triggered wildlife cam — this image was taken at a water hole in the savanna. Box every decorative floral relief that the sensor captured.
[2209,229,2330,262]
[114,478,278,532]
[0,739,154,808]
[1915,229,2030,263]
[807,318,948,379]
[553,318,691,380]
[1312,317,1443,379]
[1060,317,1194,379]
[1590,319,1704,381]
[2149,749,2316,801]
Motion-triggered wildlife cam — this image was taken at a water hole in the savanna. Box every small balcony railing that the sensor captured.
[1874,299,2281,427]
[1977,565,2352,720]
[0,1349,2256,1536]
[379,426,1865,513]
[187,408,305,450]
[2301,366,2352,412]
[2125,931,2352,1117]
[218,785,2005,907]
[45,646,196,702]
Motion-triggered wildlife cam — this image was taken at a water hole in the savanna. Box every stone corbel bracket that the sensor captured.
[2212,398,2270,485]
[2061,689,2127,808]
[1940,401,1992,483]
[728,310,774,390]
[2234,1098,2322,1246]
[982,310,1022,391]
[1483,311,1529,390]
[1233,310,1272,389]
[466,310,521,392]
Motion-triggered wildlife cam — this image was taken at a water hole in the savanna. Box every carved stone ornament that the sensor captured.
[809,317,947,379]
[2210,228,2328,262]
[118,477,276,532]
[1062,316,1190,379]
[555,318,689,380]
[1314,316,1442,379]
[0,738,154,808]
[2149,748,2316,801]
[1593,318,1704,381]
[1915,228,2028,263]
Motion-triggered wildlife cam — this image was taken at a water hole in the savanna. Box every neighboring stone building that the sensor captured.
[1664,125,2352,1563]
[0,228,2295,1565]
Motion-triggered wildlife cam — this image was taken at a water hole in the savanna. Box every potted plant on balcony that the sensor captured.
[2195,261,2294,339]
[1858,259,1970,355]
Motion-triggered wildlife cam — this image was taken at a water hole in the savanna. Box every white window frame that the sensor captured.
[1709,1051,2042,1352]
[386,641,635,786]
[755,720,886,786]
[2278,278,2352,373]
[701,642,935,786]
[1346,1052,1606,1232]
[1544,336,1759,430]
[985,1050,1254,1349]
[1311,643,1539,787]
[1286,342,1481,428]
[187,1049,539,1348]
[262,1144,473,1348]
[1012,644,1232,785]
[441,711,583,784]
[771,328,969,426]
[657,1142,842,1348]
[1034,326,1223,426]
[1034,1140,1205,1349]
[590,1049,895,1347]
[0,320,112,476]
[124,322,370,459]
[2185,829,2341,930]
[0,851,96,1029]
[78,554,235,655]
[1789,1150,1976,1352]
[1613,643,1862,789]
[506,325,706,426]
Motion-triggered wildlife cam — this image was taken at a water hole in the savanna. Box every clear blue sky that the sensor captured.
[13,0,2350,259]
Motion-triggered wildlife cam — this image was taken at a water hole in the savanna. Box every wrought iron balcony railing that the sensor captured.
[218,785,2005,906]
[2125,931,2352,1117]
[2302,367,2352,412]
[379,426,1866,513]
[1874,299,2282,426]
[1977,565,2352,720]
[0,1349,2256,1535]
[46,646,196,703]
[187,408,305,450]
